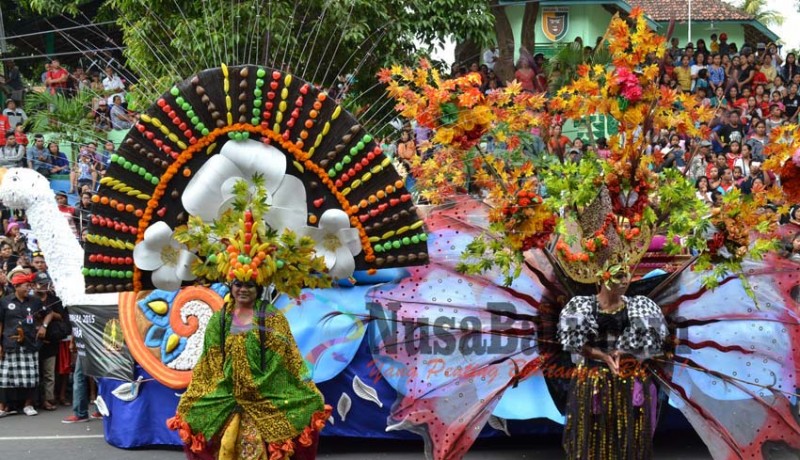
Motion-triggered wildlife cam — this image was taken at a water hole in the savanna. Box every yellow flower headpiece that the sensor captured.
[174,175,331,298]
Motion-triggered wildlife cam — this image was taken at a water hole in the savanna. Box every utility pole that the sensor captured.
[0,3,7,54]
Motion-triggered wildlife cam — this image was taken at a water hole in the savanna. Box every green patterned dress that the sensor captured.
[167,302,330,460]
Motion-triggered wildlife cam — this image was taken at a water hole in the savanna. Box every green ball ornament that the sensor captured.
[276,260,285,269]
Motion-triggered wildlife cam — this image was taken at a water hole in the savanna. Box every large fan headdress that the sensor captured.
[82,65,427,293]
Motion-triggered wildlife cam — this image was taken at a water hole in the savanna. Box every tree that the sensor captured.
[20,0,497,136]
[485,0,539,83]
[546,42,612,92]
[736,0,784,27]
[25,89,102,160]
[20,0,495,89]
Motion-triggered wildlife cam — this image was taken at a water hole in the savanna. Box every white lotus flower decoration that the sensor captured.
[133,221,198,291]
[182,139,308,231]
[302,209,362,279]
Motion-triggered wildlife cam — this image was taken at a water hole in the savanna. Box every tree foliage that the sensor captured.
[20,0,496,119]
[737,0,785,27]
[19,0,497,139]
[24,89,101,156]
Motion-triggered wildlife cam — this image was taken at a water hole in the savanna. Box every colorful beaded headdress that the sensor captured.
[173,176,331,298]
[82,65,429,293]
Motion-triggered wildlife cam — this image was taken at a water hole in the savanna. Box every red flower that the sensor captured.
[781,161,800,203]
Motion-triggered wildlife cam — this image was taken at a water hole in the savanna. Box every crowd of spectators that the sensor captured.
[0,217,101,422]
[387,33,800,258]
[0,58,123,196]
[0,58,123,423]
[408,34,800,218]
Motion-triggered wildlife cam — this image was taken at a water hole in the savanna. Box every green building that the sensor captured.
[501,0,779,61]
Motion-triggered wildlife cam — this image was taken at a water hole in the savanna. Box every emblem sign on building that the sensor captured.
[542,7,570,42]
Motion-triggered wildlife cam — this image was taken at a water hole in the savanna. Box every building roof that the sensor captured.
[626,0,753,22]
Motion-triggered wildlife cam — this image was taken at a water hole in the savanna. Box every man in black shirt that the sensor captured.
[0,272,50,416]
[716,111,746,147]
[34,272,65,411]
[784,83,800,121]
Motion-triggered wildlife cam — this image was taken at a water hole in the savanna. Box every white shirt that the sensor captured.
[734,158,751,177]
[483,49,498,70]
[102,74,126,105]
[2,108,27,129]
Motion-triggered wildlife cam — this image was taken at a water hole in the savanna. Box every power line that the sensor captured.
[2,21,117,42]
[0,47,125,62]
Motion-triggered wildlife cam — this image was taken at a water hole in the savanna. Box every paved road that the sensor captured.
[0,404,711,459]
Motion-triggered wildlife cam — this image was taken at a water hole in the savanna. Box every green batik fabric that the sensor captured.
[176,302,325,443]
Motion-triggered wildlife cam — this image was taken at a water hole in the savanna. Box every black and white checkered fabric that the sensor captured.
[0,349,40,388]
[557,296,599,354]
[617,296,669,360]
[557,295,668,362]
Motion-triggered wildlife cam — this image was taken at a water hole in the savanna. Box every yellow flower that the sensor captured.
[433,127,455,145]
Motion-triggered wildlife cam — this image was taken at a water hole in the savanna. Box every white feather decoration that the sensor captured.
[111,376,144,402]
[94,395,109,417]
[488,415,511,436]
[352,375,383,408]
[337,392,352,422]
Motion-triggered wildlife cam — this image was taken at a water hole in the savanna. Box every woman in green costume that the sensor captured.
[168,279,330,460]
[167,183,332,460]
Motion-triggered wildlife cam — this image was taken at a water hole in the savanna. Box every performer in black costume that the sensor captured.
[558,276,668,459]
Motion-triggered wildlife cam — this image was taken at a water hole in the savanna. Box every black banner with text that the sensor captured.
[69,304,134,381]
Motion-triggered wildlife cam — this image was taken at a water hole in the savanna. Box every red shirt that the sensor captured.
[47,68,69,93]
[14,131,28,146]
[0,115,9,145]
[751,71,768,88]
